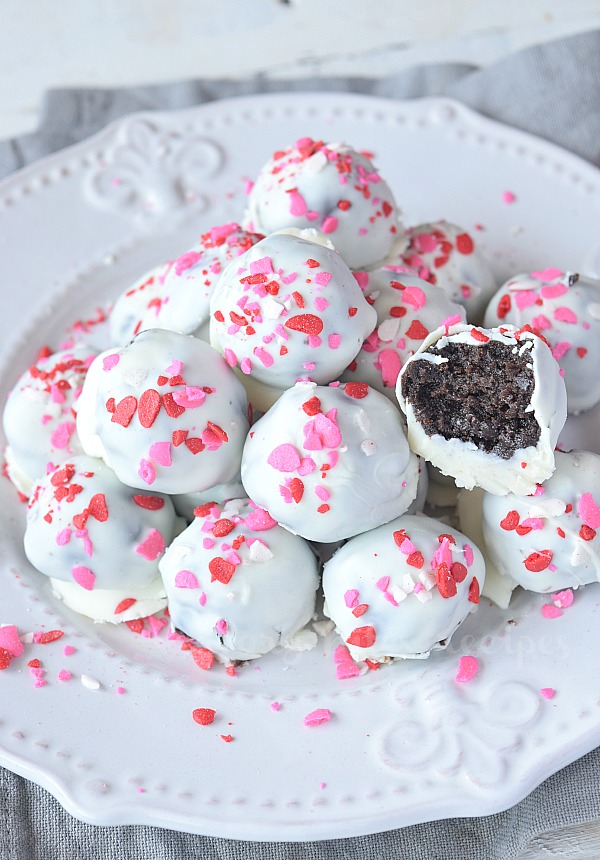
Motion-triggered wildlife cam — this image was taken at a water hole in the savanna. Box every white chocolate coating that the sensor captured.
[76,329,249,494]
[244,138,401,269]
[341,268,466,402]
[3,347,98,496]
[109,224,263,345]
[483,269,600,414]
[24,455,178,603]
[481,450,600,593]
[209,232,377,389]
[323,514,485,661]
[159,498,319,661]
[457,487,517,608]
[397,324,567,496]
[392,221,497,323]
[50,577,167,624]
[241,381,419,542]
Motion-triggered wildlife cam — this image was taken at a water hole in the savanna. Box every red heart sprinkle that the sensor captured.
[125,619,144,634]
[193,503,216,518]
[523,550,553,572]
[436,563,457,599]
[405,320,429,340]
[209,557,236,584]
[289,478,304,503]
[0,648,12,670]
[406,551,424,569]
[138,389,161,428]
[468,577,480,604]
[172,429,189,447]
[500,510,519,530]
[302,396,322,416]
[114,597,137,615]
[132,495,165,510]
[451,562,467,583]
[185,438,205,455]
[111,396,138,427]
[162,393,185,418]
[497,294,512,319]
[284,314,324,336]
[88,493,108,522]
[192,707,216,725]
[190,647,215,670]
[72,511,88,530]
[212,519,236,537]
[456,233,474,254]
[344,382,369,399]
[346,625,376,649]
[38,630,64,644]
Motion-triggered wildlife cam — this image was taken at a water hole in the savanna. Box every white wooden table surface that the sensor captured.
[2,2,600,856]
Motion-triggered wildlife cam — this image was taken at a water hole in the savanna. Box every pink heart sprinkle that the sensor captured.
[172,387,206,408]
[303,708,332,727]
[175,569,199,589]
[540,687,555,699]
[541,604,563,619]
[267,443,301,473]
[0,625,24,657]
[136,529,165,561]
[552,589,574,609]
[578,493,600,528]
[102,353,120,371]
[72,565,96,591]
[455,655,479,683]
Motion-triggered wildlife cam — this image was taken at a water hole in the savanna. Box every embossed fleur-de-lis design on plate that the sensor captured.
[379,676,541,789]
[84,118,224,219]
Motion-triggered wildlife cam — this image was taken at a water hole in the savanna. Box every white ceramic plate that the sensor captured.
[1,93,600,842]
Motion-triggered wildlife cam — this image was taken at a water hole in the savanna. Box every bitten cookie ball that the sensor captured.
[24,455,178,622]
[323,514,485,661]
[244,138,401,269]
[159,498,319,661]
[76,329,249,494]
[241,381,419,542]
[341,268,466,402]
[483,268,600,414]
[397,324,567,495]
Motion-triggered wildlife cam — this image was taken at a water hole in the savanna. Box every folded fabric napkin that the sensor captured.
[1,28,600,860]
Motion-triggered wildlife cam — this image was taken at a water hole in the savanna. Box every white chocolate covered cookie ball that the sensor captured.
[76,329,249,494]
[241,381,419,542]
[3,346,97,496]
[159,498,319,661]
[209,231,377,391]
[24,455,178,622]
[323,514,485,661]
[244,137,401,269]
[481,450,600,593]
[110,224,263,345]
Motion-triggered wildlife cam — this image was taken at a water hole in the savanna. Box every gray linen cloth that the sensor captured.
[1,29,600,860]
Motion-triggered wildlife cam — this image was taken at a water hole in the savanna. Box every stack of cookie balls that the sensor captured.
[6,134,598,669]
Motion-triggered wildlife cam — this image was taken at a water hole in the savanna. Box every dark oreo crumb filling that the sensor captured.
[401,340,540,459]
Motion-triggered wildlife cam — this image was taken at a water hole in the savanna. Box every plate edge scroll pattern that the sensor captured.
[379,677,542,790]
[83,116,224,220]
